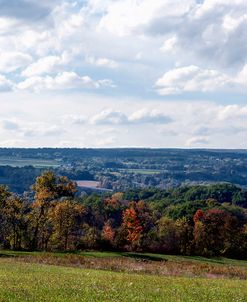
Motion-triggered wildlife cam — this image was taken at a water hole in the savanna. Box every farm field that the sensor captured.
[0,157,60,168]
[0,251,246,302]
[120,168,162,175]
[75,180,101,188]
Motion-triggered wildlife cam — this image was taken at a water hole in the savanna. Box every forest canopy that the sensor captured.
[0,171,246,259]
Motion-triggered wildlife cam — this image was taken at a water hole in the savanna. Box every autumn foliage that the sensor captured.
[122,207,143,249]
[0,171,246,258]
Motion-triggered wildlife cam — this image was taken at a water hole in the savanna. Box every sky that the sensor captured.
[0,0,247,148]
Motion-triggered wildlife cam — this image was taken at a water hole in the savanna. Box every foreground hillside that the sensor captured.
[0,254,246,302]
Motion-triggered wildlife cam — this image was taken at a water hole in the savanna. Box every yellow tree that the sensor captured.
[49,200,85,250]
[30,171,77,250]
[3,196,30,250]
[0,185,11,247]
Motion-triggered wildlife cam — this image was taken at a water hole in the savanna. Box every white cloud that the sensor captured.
[21,54,69,77]
[17,72,114,91]
[1,92,247,148]
[90,109,128,125]
[61,114,86,125]
[0,0,247,148]
[0,17,17,34]
[160,36,178,52]
[218,105,247,121]
[156,65,232,95]
[90,108,173,125]
[128,108,172,124]
[86,56,118,68]
[0,52,32,73]
[98,0,195,36]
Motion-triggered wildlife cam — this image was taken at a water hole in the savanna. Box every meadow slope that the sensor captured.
[0,254,246,302]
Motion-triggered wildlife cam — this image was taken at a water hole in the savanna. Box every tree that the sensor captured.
[2,196,30,250]
[122,206,143,250]
[50,200,85,250]
[175,217,193,255]
[102,220,115,242]
[0,185,12,247]
[30,171,77,250]
[193,208,242,256]
[156,216,179,253]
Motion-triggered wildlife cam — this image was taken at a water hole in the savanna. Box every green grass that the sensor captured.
[78,251,247,267]
[0,157,60,168]
[0,258,246,302]
[120,168,162,175]
[1,250,247,267]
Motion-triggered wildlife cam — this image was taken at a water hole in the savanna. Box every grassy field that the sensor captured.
[120,168,162,175]
[0,157,60,168]
[0,251,246,302]
[0,258,246,302]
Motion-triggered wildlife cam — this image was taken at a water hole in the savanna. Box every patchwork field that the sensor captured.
[0,251,246,302]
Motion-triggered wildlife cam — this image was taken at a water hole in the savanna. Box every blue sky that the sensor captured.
[0,0,247,148]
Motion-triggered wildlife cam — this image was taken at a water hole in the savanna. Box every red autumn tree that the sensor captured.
[193,209,204,223]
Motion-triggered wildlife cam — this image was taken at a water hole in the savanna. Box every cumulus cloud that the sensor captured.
[217,105,247,121]
[148,1,247,68]
[90,108,173,125]
[96,0,247,69]
[21,54,69,77]
[155,65,232,95]
[160,36,178,52]
[0,0,246,97]
[98,0,194,36]
[61,114,86,125]
[128,108,172,124]
[90,109,128,125]
[17,72,114,91]
[0,52,32,73]
[0,0,246,148]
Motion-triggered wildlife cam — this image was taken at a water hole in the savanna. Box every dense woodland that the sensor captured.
[0,171,246,259]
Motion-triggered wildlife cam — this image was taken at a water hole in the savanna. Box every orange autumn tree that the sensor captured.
[122,205,143,250]
[102,220,115,243]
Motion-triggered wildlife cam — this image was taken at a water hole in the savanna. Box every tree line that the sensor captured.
[0,171,246,258]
